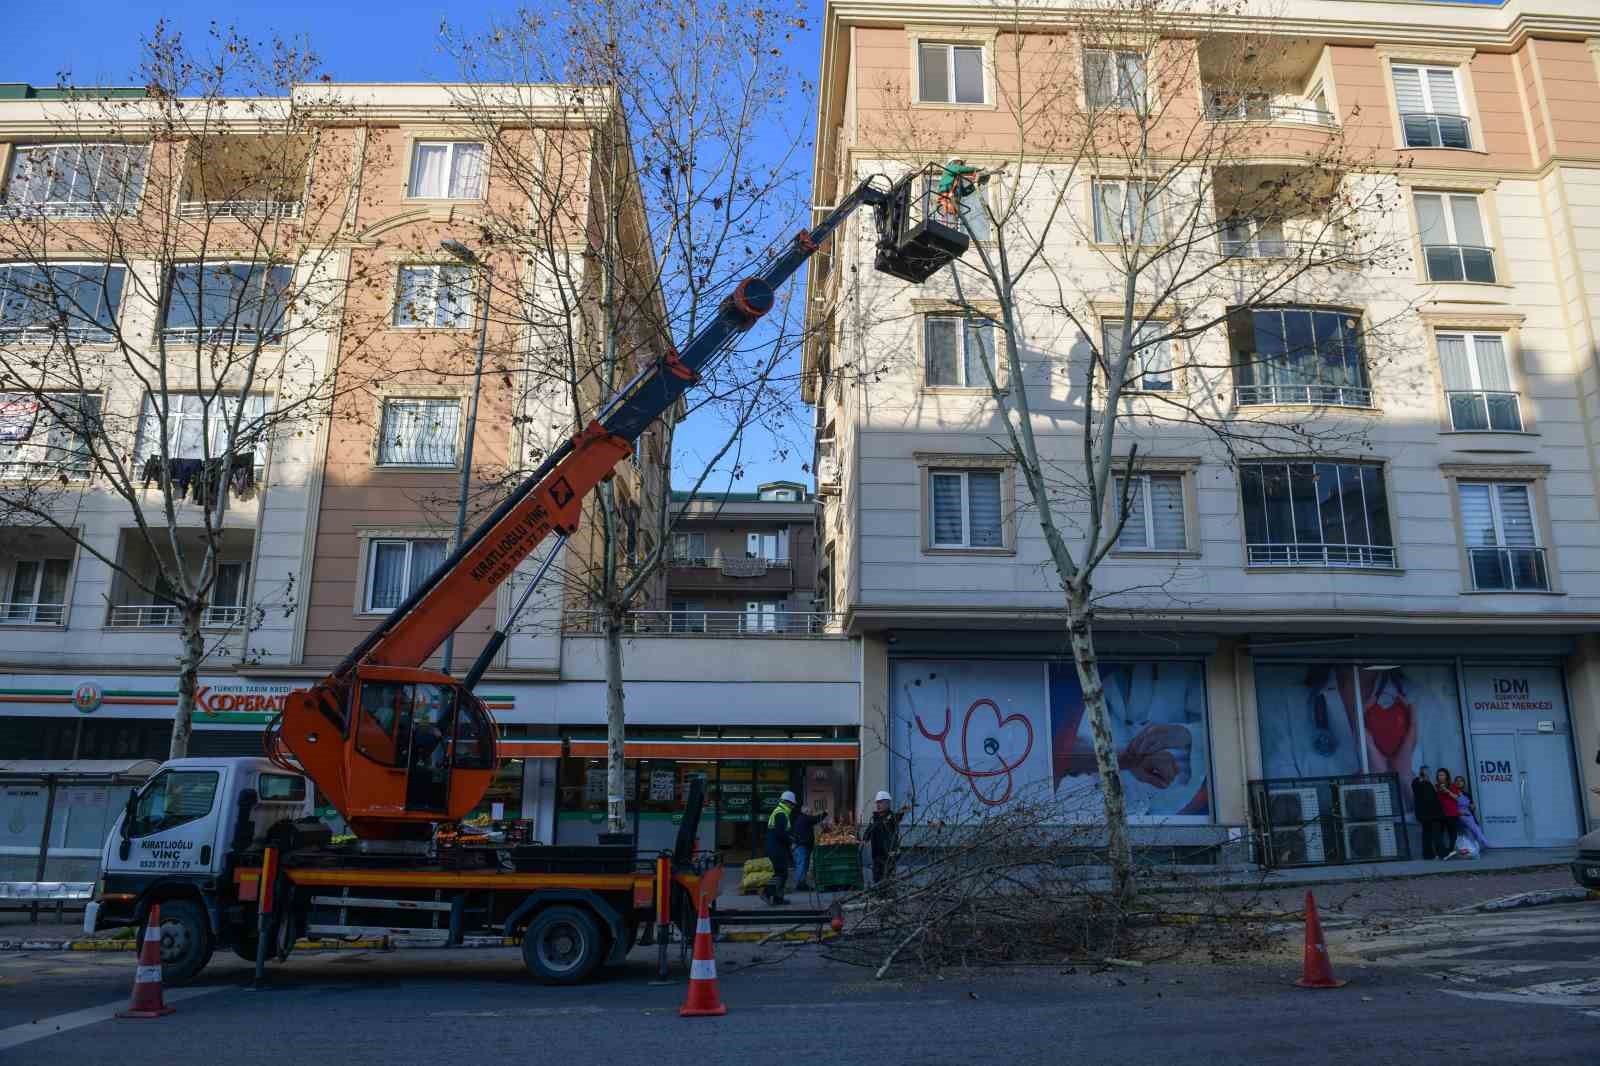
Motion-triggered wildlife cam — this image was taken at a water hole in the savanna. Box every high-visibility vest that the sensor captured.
[767,803,792,830]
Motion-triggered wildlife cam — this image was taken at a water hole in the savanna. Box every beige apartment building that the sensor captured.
[807,0,1600,861]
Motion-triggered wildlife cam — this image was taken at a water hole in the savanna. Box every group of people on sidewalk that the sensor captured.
[1411,766,1490,860]
[760,789,902,905]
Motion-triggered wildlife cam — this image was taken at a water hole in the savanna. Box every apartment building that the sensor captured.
[806,0,1600,858]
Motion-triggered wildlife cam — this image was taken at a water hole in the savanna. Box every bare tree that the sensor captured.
[0,24,384,756]
[839,0,1418,901]
[443,0,811,834]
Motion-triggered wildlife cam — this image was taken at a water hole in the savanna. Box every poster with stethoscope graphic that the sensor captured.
[890,659,1211,824]
[1254,662,1468,817]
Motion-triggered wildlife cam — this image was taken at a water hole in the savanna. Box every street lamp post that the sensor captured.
[439,239,490,675]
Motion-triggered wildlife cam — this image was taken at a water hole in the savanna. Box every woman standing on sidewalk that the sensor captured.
[1452,776,1490,853]
[1435,768,1464,858]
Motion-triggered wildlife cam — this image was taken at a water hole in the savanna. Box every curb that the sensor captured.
[1472,887,1600,912]
[3,929,834,952]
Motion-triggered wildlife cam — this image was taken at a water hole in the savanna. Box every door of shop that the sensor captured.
[1470,731,1582,847]
[716,760,799,862]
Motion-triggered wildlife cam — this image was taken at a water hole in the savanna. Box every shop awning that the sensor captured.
[499,739,858,761]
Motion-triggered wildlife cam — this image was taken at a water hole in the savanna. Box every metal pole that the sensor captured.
[440,265,492,675]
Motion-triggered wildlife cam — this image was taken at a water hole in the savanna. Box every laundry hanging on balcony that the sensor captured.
[139,451,257,504]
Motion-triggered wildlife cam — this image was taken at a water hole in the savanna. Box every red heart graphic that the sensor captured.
[958,698,1035,806]
[1363,699,1412,759]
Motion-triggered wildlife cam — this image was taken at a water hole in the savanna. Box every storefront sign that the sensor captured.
[72,682,103,714]
[195,681,294,720]
[1463,667,1566,728]
[649,769,676,802]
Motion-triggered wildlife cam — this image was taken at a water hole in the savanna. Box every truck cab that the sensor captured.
[87,757,312,979]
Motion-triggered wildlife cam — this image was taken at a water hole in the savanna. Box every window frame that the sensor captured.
[1238,460,1398,571]
[404,140,488,200]
[1111,471,1192,554]
[0,390,103,481]
[1410,190,1497,285]
[127,769,220,839]
[1,142,148,217]
[362,536,449,614]
[1091,177,1163,246]
[0,261,127,344]
[392,263,477,330]
[1434,330,1522,433]
[1228,305,1372,408]
[924,464,1010,552]
[914,41,988,106]
[1389,63,1473,150]
[1450,474,1556,594]
[1100,317,1174,393]
[135,391,268,467]
[1083,48,1149,112]
[375,396,464,468]
[161,261,293,346]
[923,313,999,390]
[3,556,71,625]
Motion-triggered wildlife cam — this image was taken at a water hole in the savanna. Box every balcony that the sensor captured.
[159,325,283,348]
[107,527,253,630]
[108,604,246,628]
[1400,112,1472,150]
[1422,244,1496,284]
[1247,543,1397,569]
[1469,547,1548,592]
[1219,236,1350,261]
[667,552,796,593]
[178,133,310,228]
[176,200,302,221]
[565,609,839,637]
[0,325,115,347]
[1234,383,1372,408]
[1205,101,1337,127]
[1447,390,1521,433]
[0,601,66,625]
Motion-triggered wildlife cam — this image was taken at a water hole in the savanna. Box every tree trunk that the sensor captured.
[1065,582,1135,906]
[170,606,206,759]
[603,605,628,836]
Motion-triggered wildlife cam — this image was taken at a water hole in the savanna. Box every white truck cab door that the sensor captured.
[109,766,228,877]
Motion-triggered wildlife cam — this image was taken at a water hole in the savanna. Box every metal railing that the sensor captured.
[0,461,93,482]
[1400,112,1472,149]
[1423,244,1496,284]
[1219,236,1350,260]
[1206,102,1337,127]
[0,201,138,220]
[670,552,792,569]
[1447,389,1522,432]
[0,602,66,624]
[0,325,115,346]
[1246,543,1397,569]
[177,200,303,220]
[564,609,839,636]
[1234,383,1373,407]
[108,604,247,628]
[160,325,283,347]
[1468,546,1549,591]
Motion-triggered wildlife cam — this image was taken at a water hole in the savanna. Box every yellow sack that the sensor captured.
[740,857,774,894]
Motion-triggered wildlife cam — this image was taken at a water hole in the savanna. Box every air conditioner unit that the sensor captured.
[1342,819,1400,861]
[1265,786,1325,866]
[816,456,840,495]
[1337,783,1393,822]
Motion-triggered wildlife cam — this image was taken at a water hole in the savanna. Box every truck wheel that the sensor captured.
[149,899,214,984]
[520,906,604,984]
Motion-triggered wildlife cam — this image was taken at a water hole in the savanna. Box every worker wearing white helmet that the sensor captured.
[762,789,799,905]
[863,790,902,885]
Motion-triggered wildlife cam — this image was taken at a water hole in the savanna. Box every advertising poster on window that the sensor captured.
[890,659,1211,824]
[1255,662,1466,817]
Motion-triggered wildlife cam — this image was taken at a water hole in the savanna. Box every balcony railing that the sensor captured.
[0,325,115,346]
[177,200,303,220]
[1234,383,1373,407]
[1246,543,1397,569]
[1400,112,1472,150]
[670,553,792,575]
[1447,390,1522,432]
[1219,237,1350,260]
[1206,102,1337,127]
[160,326,283,347]
[0,602,66,624]
[1423,244,1496,284]
[1469,546,1549,591]
[108,604,247,628]
[0,461,93,482]
[0,200,138,220]
[564,609,838,637]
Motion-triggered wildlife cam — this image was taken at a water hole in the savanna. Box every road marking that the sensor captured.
[0,987,225,1051]
[1446,988,1600,1010]
[1517,977,1600,997]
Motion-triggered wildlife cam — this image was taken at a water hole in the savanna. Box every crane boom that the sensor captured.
[269,171,965,838]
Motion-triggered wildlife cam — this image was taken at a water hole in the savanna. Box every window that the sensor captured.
[1085,49,1147,111]
[1459,482,1548,591]
[758,486,799,501]
[925,315,997,388]
[163,262,292,344]
[128,770,219,838]
[929,468,1004,549]
[137,393,267,464]
[1093,179,1161,244]
[1229,307,1370,406]
[955,186,993,241]
[671,531,707,563]
[1391,65,1471,149]
[2,143,146,216]
[1115,474,1186,551]
[407,141,486,199]
[1101,319,1172,391]
[1413,193,1494,283]
[365,538,446,612]
[917,42,985,104]
[4,558,70,624]
[212,561,248,611]
[1219,217,1287,258]
[746,530,789,562]
[670,600,706,633]
[0,263,125,343]
[393,265,475,328]
[743,600,782,633]
[0,392,102,479]
[1240,461,1395,568]
[257,773,307,802]
[377,398,461,466]
[1437,333,1519,431]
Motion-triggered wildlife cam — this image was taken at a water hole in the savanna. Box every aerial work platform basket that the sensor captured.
[873,164,972,283]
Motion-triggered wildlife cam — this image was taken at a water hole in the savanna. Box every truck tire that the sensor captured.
[148,899,214,984]
[520,905,604,984]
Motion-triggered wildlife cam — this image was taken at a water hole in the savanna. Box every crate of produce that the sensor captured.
[810,843,862,890]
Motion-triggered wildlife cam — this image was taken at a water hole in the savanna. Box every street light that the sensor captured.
[438,239,491,675]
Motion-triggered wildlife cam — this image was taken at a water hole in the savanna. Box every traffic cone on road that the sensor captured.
[679,893,728,1017]
[1294,890,1346,989]
[118,903,176,1018]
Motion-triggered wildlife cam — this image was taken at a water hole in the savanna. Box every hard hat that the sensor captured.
[947,156,964,165]
[875,790,892,803]
[780,790,797,804]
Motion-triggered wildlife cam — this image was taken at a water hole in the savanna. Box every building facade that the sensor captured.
[806,0,1600,859]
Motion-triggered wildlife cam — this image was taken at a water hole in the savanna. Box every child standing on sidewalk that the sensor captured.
[1452,776,1489,853]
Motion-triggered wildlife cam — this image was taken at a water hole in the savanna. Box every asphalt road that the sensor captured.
[2,901,1596,1065]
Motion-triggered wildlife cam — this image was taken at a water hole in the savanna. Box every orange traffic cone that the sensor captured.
[1294,890,1346,989]
[118,903,176,1018]
[679,893,728,1017]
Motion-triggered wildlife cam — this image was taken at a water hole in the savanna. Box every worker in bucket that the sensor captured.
[763,790,798,905]
[862,790,902,886]
[934,157,1004,230]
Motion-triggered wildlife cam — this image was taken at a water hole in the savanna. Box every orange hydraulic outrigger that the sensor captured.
[266,171,965,840]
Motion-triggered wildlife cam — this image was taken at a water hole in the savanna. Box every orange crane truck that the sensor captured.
[82,167,968,984]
